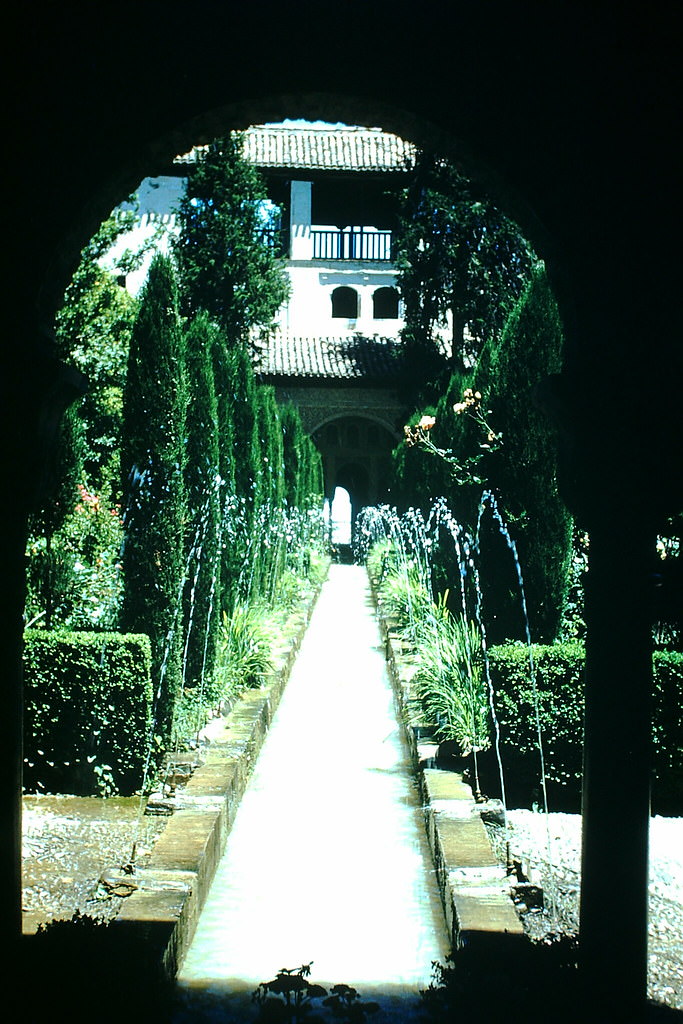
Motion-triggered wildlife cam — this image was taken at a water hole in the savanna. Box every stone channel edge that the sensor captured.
[111,570,329,983]
[369,573,525,957]
[103,562,522,985]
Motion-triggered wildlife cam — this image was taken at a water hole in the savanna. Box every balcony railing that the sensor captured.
[311,227,393,262]
[257,226,287,256]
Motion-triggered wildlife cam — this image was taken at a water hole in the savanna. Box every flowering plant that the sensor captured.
[25,482,124,630]
[403,387,502,486]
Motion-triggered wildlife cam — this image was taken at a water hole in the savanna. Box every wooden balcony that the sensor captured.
[311,227,393,262]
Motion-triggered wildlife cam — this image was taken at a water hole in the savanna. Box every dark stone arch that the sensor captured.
[313,414,397,508]
[17,85,568,344]
[3,11,681,1016]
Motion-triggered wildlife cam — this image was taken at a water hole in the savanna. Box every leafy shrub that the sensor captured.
[25,485,124,633]
[413,613,490,756]
[215,604,274,698]
[366,537,399,585]
[375,562,433,641]
[307,549,330,588]
[487,641,584,805]
[271,567,307,611]
[652,649,683,810]
[271,551,326,614]
[487,643,683,811]
[23,630,153,796]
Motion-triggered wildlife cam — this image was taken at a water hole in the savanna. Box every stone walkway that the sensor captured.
[173,564,450,1021]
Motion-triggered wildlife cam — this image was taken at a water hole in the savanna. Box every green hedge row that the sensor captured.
[486,642,683,811]
[23,630,153,796]
[486,642,585,807]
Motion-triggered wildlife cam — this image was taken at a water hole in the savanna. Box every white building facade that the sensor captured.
[109,124,421,526]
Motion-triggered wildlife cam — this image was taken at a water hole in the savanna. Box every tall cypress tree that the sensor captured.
[120,254,188,744]
[255,385,285,509]
[251,385,286,600]
[215,342,262,611]
[302,435,324,511]
[481,264,573,643]
[226,343,262,514]
[182,312,222,692]
[395,151,535,402]
[209,326,246,615]
[210,326,236,501]
[173,132,290,345]
[280,402,305,507]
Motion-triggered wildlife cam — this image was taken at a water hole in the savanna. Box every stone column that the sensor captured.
[537,359,666,1021]
[289,180,313,261]
[579,518,653,1020]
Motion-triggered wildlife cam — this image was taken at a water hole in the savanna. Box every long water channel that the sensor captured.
[173,563,450,1021]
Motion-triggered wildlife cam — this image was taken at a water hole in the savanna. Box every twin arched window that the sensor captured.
[331,285,399,320]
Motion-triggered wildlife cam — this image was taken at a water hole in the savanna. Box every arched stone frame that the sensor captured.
[311,411,400,510]
[4,25,678,1010]
[19,90,569,341]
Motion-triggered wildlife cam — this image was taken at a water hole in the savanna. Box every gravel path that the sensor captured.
[486,810,683,1011]
[22,795,168,928]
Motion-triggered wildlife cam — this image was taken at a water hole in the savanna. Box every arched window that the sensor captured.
[372,286,399,319]
[331,286,359,319]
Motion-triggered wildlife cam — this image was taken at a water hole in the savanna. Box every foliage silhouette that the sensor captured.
[252,963,380,1023]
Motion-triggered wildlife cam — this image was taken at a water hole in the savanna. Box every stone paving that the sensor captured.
[174,564,450,1018]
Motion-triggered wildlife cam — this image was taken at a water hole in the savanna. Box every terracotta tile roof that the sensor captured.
[253,333,406,382]
[175,125,416,173]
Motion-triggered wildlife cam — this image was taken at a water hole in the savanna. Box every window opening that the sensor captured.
[331,286,359,319]
[372,286,399,319]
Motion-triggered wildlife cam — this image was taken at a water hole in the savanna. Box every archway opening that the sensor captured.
[19,101,626,1018]
[329,485,352,545]
[6,12,676,1015]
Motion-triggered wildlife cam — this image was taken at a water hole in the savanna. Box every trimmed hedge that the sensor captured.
[24,630,153,796]
[653,650,683,811]
[486,642,584,808]
[485,642,683,812]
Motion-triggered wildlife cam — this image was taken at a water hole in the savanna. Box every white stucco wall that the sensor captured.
[100,176,184,296]
[278,265,403,336]
[103,173,405,339]
[289,180,313,261]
